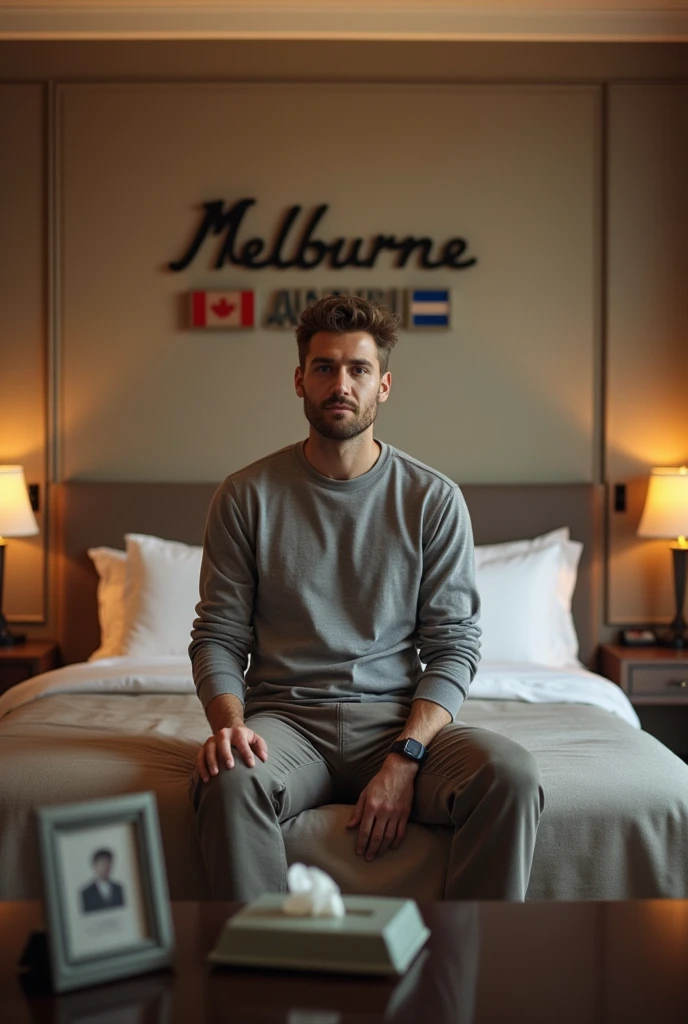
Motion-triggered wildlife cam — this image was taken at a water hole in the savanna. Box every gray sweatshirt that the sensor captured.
[189,438,481,719]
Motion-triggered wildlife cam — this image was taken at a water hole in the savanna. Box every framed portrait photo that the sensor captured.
[36,791,174,993]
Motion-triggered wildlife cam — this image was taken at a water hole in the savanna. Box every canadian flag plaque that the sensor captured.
[191,291,255,329]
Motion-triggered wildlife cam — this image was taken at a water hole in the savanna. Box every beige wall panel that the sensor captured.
[0,83,46,622]
[606,83,688,625]
[58,83,598,484]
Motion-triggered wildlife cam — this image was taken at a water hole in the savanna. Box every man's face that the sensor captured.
[93,855,112,881]
[294,331,391,441]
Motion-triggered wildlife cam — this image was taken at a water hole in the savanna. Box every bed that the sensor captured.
[1,480,687,901]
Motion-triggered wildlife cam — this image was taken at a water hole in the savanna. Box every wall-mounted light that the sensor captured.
[0,465,39,646]
[637,466,688,648]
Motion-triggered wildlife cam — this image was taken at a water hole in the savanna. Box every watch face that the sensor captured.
[404,739,423,759]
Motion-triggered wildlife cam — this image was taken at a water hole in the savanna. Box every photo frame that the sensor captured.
[36,791,175,993]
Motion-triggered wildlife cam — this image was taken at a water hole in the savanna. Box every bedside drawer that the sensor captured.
[628,665,688,697]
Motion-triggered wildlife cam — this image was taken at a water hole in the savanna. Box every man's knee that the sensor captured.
[479,740,544,814]
[192,759,276,814]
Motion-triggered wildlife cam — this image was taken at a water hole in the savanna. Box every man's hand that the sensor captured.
[196,724,268,783]
[346,758,417,861]
[345,698,451,860]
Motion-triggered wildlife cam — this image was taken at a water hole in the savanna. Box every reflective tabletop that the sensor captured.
[2,900,688,1023]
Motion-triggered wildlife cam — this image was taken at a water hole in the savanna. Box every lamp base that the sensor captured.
[0,544,27,645]
[654,628,688,650]
[0,631,27,647]
[653,608,688,649]
[653,547,688,650]
[0,615,26,646]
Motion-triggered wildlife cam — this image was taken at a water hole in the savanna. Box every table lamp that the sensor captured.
[637,466,688,649]
[0,465,39,646]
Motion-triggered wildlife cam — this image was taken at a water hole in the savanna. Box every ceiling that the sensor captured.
[1,1,686,43]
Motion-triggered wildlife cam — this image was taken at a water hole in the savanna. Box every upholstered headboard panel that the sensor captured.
[55,482,604,668]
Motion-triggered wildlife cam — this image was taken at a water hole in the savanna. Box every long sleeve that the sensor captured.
[188,479,256,710]
[189,440,480,714]
[413,485,482,719]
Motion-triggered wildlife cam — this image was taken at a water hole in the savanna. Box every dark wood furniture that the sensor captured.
[600,644,688,703]
[600,643,688,759]
[2,900,688,1022]
[0,641,59,695]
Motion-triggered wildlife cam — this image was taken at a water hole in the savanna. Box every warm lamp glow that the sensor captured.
[637,467,688,544]
[0,465,39,646]
[636,466,688,648]
[0,465,39,538]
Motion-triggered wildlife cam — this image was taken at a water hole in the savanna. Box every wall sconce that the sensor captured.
[637,466,688,648]
[0,465,39,646]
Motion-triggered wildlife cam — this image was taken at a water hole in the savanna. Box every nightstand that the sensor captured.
[599,644,688,760]
[0,640,60,694]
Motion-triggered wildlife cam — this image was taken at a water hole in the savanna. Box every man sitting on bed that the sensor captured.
[189,294,544,902]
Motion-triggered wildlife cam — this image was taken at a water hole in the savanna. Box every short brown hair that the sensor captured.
[295,295,399,376]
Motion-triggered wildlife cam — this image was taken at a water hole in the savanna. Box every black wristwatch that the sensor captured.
[389,737,428,764]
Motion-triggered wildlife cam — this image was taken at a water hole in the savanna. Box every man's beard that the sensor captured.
[302,390,380,441]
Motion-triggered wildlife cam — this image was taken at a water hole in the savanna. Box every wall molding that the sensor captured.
[0,5,687,43]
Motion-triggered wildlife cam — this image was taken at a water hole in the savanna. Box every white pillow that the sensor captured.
[550,540,583,665]
[87,546,127,660]
[476,529,582,666]
[89,527,581,665]
[120,533,202,657]
[476,541,582,667]
[474,527,570,567]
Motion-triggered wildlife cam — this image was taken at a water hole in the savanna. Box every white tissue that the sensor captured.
[282,863,346,918]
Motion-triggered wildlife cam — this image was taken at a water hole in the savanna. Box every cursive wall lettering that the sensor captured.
[169,199,477,273]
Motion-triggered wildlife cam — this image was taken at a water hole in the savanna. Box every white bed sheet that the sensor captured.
[470,662,640,728]
[0,656,640,729]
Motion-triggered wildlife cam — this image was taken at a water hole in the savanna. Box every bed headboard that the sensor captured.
[55,481,604,669]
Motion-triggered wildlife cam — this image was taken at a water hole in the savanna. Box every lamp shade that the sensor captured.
[0,466,39,538]
[637,466,688,540]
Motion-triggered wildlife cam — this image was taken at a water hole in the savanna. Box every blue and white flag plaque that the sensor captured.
[407,289,451,329]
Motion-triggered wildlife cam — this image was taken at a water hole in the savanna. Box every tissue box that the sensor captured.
[207,893,431,975]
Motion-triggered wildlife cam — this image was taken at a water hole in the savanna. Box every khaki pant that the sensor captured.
[191,700,544,901]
